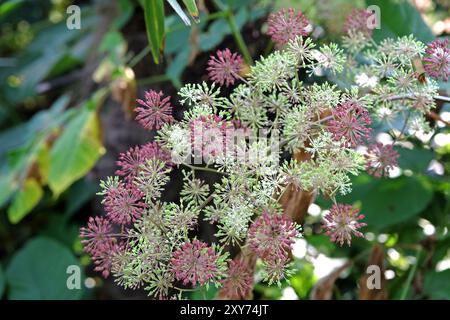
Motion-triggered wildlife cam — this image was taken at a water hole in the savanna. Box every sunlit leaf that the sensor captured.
[48,92,106,197]
[7,178,43,224]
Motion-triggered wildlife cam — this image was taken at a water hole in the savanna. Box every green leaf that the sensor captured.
[166,44,192,82]
[141,0,165,64]
[7,178,43,224]
[190,285,219,300]
[112,0,135,30]
[48,94,105,197]
[290,262,316,299]
[367,0,434,43]
[424,270,450,299]
[41,215,82,249]
[0,171,15,208]
[0,264,5,298]
[0,0,24,18]
[337,175,433,229]
[64,179,98,219]
[6,237,83,300]
[181,0,199,23]
[396,147,434,173]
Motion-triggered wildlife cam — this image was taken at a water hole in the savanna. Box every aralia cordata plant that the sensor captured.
[81,7,448,299]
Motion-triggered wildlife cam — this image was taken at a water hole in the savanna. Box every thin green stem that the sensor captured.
[129,45,152,68]
[181,162,227,175]
[137,74,171,86]
[211,0,252,65]
[174,286,197,292]
[400,248,422,300]
[226,11,253,65]
[393,109,412,144]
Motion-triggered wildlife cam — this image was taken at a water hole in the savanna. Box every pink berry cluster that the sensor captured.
[327,100,372,148]
[170,239,222,286]
[219,258,254,299]
[77,5,448,298]
[80,100,174,278]
[267,8,311,48]
[207,48,244,87]
[423,38,450,82]
[136,90,174,130]
[79,216,120,278]
[247,211,299,276]
[322,204,367,247]
[343,8,374,38]
[365,143,400,178]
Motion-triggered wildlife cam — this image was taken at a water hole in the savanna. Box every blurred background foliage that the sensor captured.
[0,0,449,300]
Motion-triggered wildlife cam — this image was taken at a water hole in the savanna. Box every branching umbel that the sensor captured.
[80,8,450,299]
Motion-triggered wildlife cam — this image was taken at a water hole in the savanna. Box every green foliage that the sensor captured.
[289,262,316,299]
[0,0,448,301]
[0,91,105,223]
[140,0,201,64]
[141,0,165,64]
[367,0,434,42]
[6,237,83,300]
[0,264,5,298]
[338,175,433,229]
[48,91,106,197]
[0,8,98,105]
[7,178,43,224]
[164,2,267,85]
[396,147,435,174]
[424,270,450,299]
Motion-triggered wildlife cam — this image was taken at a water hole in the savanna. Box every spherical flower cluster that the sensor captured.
[136,90,174,130]
[322,204,366,247]
[267,8,311,48]
[80,216,114,256]
[104,183,147,225]
[189,114,234,161]
[80,216,120,278]
[328,100,372,147]
[81,140,173,278]
[423,38,450,82]
[170,239,221,286]
[116,142,171,183]
[78,7,450,297]
[365,143,399,178]
[343,8,373,38]
[207,49,244,87]
[247,211,299,261]
[220,258,253,299]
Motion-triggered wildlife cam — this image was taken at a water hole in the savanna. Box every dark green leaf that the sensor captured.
[424,270,450,299]
[141,0,165,64]
[0,171,15,208]
[396,147,434,173]
[0,0,24,18]
[166,45,192,82]
[6,237,83,299]
[367,0,434,42]
[113,0,135,30]
[337,175,433,229]
[64,179,98,219]
[0,264,5,298]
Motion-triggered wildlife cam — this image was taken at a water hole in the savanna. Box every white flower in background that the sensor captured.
[355,73,378,88]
